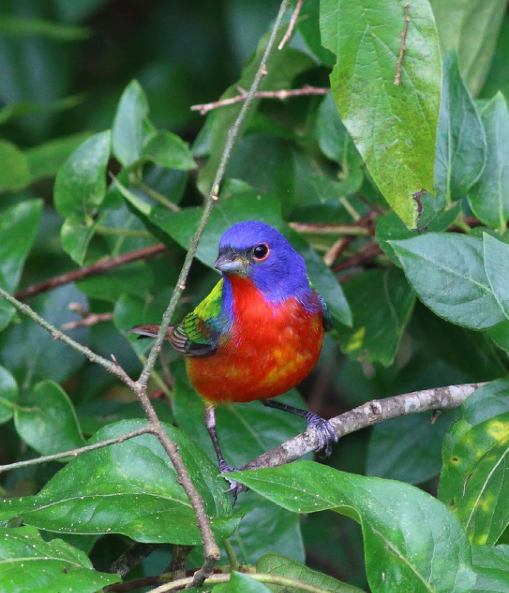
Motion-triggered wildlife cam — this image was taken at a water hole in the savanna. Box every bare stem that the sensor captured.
[394,3,410,86]
[278,0,303,50]
[190,84,328,115]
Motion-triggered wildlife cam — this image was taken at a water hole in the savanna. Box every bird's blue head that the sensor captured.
[215,221,310,302]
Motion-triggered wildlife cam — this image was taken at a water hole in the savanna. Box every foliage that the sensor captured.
[1,0,509,592]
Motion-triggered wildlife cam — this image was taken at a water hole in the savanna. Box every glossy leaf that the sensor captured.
[439,380,509,545]
[124,185,351,326]
[321,0,441,228]
[484,233,509,321]
[0,366,17,425]
[142,130,196,170]
[54,131,111,219]
[0,526,119,593]
[391,233,505,329]
[112,80,149,167]
[295,0,335,66]
[256,553,364,593]
[0,199,43,331]
[336,269,415,366]
[213,572,271,593]
[60,214,100,265]
[434,51,486,205]
[0,140,31,191]
[229,462,476,592]
[468,93,509,232]
[367,411,456,484]
[429,0,507,95]
[471,544,509,592]
[14,380,85,456]
[0,420,236,544]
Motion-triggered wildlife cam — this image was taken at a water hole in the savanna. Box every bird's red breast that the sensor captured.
[186,275,324,403]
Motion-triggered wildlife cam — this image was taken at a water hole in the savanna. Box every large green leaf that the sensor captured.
[484,233,509,321]
[14,380,85,456]
[256,553,364,593]
[0,420,236,545]
[321,0,441,228]
[141,130,196,170]
[439,380,509,545]
[213,572,271,593]
[229,462,476,592]
[0,140,31,191]
[336,269,415,366]
[0,526,119,593]
[0,199,43,330]
[434,51,486,205]
[123,184,351,326]
[429,0,507,95]
[471,544,509,592]
[54,130,111,219]
[112,79,150,167]
[468,94,509,232]
[0,365,17,425]
[391,233,506,329]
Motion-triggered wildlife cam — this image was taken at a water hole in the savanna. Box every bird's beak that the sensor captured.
[214,249,249,275]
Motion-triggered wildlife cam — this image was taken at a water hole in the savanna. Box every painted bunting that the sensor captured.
[131,221,337,496]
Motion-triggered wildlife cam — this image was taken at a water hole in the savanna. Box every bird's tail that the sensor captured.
[128,324,174,340]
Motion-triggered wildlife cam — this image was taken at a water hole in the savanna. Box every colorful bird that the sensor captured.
[131,221,337,498]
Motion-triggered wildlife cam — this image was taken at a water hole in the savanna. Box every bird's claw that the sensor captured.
[305,413,338,457]
[218,461,247,505]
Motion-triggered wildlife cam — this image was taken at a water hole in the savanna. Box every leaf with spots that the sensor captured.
[227,462,476,593]
[0,420,237,545]
[0,526,119,593]
[439,379,509,544]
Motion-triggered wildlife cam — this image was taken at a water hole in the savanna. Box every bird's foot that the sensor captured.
[305,412,338,457]
[218,460,247,505]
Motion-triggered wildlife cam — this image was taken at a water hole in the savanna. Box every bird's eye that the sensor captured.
[252,243,270,261]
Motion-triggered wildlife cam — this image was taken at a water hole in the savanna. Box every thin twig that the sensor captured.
[394,3,410,85]
[108,543,158,577]
[137,2,292,587]
[242,383,486,471]
[190,84,328,115]
[15,243,166,300]
[278,0,303,50]
[0,426,153,474]
[332,241,382,272]
[62,312,114,330]
[323,237,351,267]
[289,222,372,236]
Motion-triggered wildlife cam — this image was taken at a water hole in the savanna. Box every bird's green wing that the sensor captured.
[171,279,224,357]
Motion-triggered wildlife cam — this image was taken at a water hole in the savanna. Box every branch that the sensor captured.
[278,0,303,50]
[394,3,410,86]
[15,243,166,300]
[190,84,328,115]
[242,383,486,471]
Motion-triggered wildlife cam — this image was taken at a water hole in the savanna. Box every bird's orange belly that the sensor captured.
[186,291,324,403]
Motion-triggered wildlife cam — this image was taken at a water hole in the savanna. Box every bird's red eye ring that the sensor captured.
[252,243,270,261]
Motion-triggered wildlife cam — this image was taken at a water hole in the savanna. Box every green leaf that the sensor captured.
[256,553,364,593]
[78,261,154,302]
[0,199,43,330]
[0,420,236,545]
[468,94,509,232]
[0,526,119,593]
[367,411,456,484]
[439,380,509,545]
[295,1,335,66]
[429,0,507,95]
[335,269,415,366]
[0,140,31,191]
[54,131,111,219]
[435,51,486,205]
[471,544,509,592]
[483,233,509,321]
[0,16,90,40]
[60,214,100,265]
[213,572,271,593]
[112,80,149,167]
[390,233,506,329]
[229,462,476,592]
[321,0,441,228]
[14,380,85,456]
[142,131,196,170]
[124,185,352,326]
[0,285,89,387]
[376,198,461,265]
[0,366,17,425]
[25,132,92,182]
